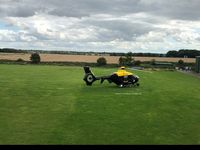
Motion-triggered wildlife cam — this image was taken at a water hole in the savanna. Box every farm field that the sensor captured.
[0,52,196,63]
[0,64,200,144]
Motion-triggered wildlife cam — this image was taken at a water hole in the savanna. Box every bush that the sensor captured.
[16,58,24,62]
[150,59,156,65]
[30,53,41,64]
[177,59,185,69]
[178,59,184,65]
[134,60,141,66]
[97,57,107,66]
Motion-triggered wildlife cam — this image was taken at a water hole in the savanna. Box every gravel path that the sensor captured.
[178,70,200,78]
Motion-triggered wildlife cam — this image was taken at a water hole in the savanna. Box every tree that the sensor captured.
[125,52,134,66]
[119,56,126,66]
[118,52,135,66]
[30,53,41,64]
[97,57,107,66]
[166,50,178,57]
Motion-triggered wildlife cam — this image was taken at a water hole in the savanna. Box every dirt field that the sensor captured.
[0,53,196,64]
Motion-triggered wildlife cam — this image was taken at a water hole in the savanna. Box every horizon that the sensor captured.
[1,0,200,53]
[2,47,200,55]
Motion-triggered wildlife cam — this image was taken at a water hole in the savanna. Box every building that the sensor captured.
[196,56,200,73]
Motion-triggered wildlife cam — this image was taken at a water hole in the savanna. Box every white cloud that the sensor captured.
[0,30,17,42]
[0,0,200,53]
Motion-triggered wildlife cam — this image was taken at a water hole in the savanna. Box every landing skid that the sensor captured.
[118,83,140,88]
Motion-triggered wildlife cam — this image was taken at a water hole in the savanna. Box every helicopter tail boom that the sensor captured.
[83,66,111,86]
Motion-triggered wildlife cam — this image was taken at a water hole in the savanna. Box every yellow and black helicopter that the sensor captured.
[83,66,139,87]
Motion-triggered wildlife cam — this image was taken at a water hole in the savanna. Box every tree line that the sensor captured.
[166,49,200,58]
[1,48,200,58]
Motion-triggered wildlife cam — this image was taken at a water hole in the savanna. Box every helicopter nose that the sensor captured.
[135,75,139,79]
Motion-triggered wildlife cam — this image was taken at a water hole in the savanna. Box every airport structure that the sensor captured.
[196,56,200,73]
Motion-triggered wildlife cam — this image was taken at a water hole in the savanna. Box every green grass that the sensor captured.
[0,64,200,144]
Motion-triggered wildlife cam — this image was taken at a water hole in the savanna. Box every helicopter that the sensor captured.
[83,66,140,87]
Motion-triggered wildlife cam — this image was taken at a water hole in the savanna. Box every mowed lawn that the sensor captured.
[0,64,200,144]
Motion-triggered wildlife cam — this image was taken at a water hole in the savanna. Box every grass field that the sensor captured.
[0,64,200,144]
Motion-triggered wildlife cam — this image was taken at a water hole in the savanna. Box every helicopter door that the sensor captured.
[123,75,129,83]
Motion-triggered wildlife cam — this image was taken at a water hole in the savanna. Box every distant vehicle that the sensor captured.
[83,66,140,88]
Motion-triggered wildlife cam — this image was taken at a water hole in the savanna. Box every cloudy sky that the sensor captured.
[0,0,200,53]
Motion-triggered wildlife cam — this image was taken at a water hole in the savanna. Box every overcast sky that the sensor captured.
[0,0,200,53]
